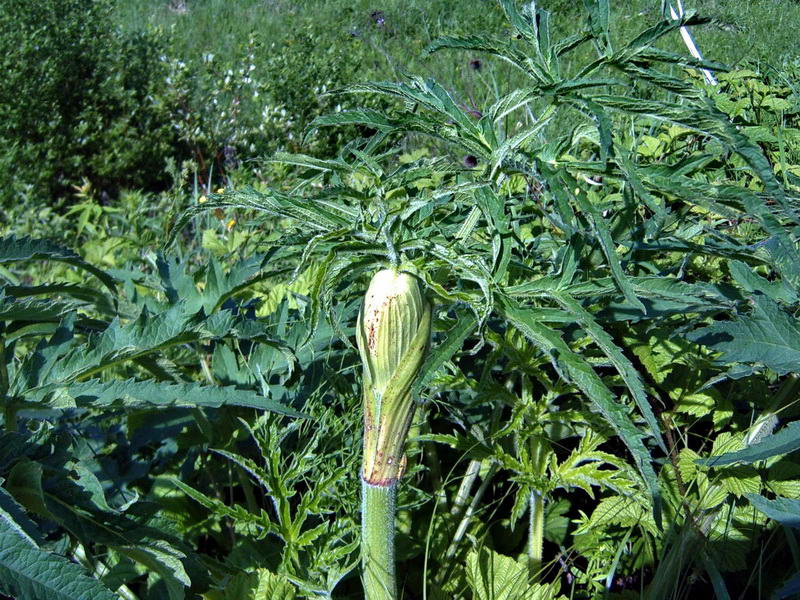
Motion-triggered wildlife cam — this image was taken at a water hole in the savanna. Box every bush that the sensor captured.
[0,0,179,203]
[159,23,388,186]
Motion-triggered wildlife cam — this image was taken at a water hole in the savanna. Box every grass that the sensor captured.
[111,0,800,171]
[116,0,800,82]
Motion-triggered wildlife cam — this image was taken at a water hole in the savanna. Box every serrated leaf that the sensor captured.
[502,303,661,524]
[0,511,118,600]
[552,293,664,451]
[415,309,477,391]
[119,541,189,600]
[35,378,305,417]
[0,236,116,293]
[466,546,563,600]
[688,294,800,375]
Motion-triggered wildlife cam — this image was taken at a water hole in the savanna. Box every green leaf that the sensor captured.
[698,421,800,466]
[415,309,477,391]
[35,379,306,417]
[203,568,296,600]
[466,546,563,600]
[746,494,800,528]
[551,293,664,451]
[0,236,116,294]
[118,541,189,600]
[728,261,798,304]
[0,510,118,600]
[0,485,41,543]
[502,303,661,525]
[688,294,800,375]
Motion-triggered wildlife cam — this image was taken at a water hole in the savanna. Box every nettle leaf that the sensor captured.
[705,503,765,572]
[466,546,564,600]
[577,493,657,536]
[0,510,118,600]
[543,498,570,545]
[688,294,800,375]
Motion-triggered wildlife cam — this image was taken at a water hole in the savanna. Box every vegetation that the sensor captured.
[2,0,800,599]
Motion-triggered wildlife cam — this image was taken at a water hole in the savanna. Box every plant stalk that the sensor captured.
[362,479,397,600]
[445,462,498,560]
[528,489,545,580]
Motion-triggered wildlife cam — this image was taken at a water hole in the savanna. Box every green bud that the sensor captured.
[356,268,432,485]
[359,269,427,393]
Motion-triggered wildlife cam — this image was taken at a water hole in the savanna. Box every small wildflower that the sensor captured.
[370,10,385,26]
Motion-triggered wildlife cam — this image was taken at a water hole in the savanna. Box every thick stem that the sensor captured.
[362,479,397,600]
[528,490,545,580]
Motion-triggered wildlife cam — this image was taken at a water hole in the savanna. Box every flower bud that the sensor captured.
[359,269,427,394]
[357,268,432,485]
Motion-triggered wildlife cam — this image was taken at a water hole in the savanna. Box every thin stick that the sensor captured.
[669,0,717,85]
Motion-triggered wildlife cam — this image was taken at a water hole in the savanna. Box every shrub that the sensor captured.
[0,0,179,203]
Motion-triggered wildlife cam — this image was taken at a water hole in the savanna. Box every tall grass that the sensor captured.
[116,0,800,82]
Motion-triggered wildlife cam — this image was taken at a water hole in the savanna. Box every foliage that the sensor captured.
[0,0,179,204]
[0,234,353,599]
[3,0,800,599]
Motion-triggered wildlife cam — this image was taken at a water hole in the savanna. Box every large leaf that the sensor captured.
[0,510,118,600]
[0,236,116,293]
[35,379,305,417]
[502,304,661,524]
[466,546,563,600]
[688,294,800,375]
[551,293,665,451]
[746,493,800,528]
[415,309,477,391]
[698,420,800,467]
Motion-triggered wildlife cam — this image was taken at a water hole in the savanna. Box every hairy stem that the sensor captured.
[528,489,545,580]
[362,479,397,600]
